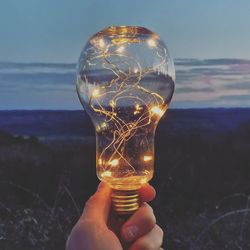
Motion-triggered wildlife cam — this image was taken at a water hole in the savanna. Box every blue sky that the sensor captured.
[1,0,250,62]
[0,0,250,109]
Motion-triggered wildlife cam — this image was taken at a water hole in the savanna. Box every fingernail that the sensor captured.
[124,225,139,241]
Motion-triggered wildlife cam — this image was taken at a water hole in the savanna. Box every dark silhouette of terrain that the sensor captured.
[0,109,250,249]
[0,130,39,146]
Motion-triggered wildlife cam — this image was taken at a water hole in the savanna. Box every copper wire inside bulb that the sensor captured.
[77,26,175,214]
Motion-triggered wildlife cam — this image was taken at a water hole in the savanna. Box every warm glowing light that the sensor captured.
[116,45,125,53]
[101,171,112,177]
[101,122,107,129]
[143,155,153,162]
[134,103,143,115]
[92,88,100,97]
[147,39,157,47]
[110,159,119,167]
[151,106,164,117]
[77,26,175,204]
[99,38,105,48]
[110,100,116,108]
[140,177,147,185]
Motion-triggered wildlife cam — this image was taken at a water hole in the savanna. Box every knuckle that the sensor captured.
[141,204,156,225]
[145,210,156,227]
[142,202,153,213]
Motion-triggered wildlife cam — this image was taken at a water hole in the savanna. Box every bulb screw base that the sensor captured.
[111,189,139,215]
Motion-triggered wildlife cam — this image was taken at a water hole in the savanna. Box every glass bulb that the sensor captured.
[76,26,175,214]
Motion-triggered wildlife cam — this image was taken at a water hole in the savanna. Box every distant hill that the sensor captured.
[0,110,93,141]
[0,130,39,145]
[0,109,250,141]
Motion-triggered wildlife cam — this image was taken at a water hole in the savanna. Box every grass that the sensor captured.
[0,125,250,249]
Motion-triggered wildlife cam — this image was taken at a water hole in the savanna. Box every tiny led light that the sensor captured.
[116,45,125,53]
[101,171,112,177]
[101,122,107,129]
[135,104,140,110]
[147,39,157,47]
[151,106,164,117]
[134,103,142,115]
[143,155,153,162]
[134,68,138,74]
[110,159,119,167]
[92,88,100,97]
[99,38,105,48]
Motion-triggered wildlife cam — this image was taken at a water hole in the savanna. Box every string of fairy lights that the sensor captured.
[80,34,168,180]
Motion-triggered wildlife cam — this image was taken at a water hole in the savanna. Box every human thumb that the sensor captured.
[81,182,111,224]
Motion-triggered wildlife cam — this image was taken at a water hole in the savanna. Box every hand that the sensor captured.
[66,182,163,250]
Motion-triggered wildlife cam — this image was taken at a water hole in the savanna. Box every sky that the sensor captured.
[0,0,250,109]
[1,0,250,62]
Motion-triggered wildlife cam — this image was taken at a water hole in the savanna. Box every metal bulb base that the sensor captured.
[111,189,139,215]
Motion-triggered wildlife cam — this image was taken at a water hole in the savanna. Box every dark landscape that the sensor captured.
[1,109,250,250]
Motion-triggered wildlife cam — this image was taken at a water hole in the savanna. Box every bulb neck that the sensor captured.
[111,189,139,215]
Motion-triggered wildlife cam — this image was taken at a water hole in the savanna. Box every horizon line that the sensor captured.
[1,107,250,112]
[1,57,250,65]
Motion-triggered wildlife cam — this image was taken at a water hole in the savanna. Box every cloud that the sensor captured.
[173,57,250,108]
[0,62,76,74]
[224,82,250,90]
[0,72,74,83]
[176,87,214,93]
[0,64,78,109]
[0,59,250,109]
[217,94,250,101]
[0,72,75,93]
[175,58,250,66]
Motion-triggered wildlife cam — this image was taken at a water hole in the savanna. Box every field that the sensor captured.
[0,109,250,249]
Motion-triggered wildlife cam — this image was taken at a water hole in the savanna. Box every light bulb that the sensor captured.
[76,26,175,215]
